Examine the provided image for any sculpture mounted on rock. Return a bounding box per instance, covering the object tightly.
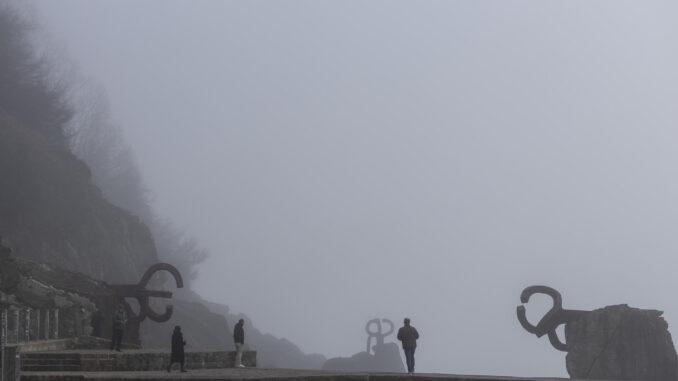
[322,318,404,373]
[517,285,678,381]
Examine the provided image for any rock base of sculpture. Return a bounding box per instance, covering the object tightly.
[565,304,678,381]
[322,343,405,373]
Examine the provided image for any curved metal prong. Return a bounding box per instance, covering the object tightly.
[548,330,568,352]
[520,285,562,308]
[365,318,381,353]
[124,297,147,324]
[381,319,394,337]
[517,285,588,353]
[517,305,538,334]
[138,263,184,288]
[145,304,174,323]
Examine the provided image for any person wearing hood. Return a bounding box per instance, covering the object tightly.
[167,325,187,372]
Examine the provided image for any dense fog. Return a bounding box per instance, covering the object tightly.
[28,0,678,376]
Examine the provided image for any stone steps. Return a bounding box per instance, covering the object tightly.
[22,354,81,372]
[21,365,81,372]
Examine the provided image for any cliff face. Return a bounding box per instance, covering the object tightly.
[0,110,159,283]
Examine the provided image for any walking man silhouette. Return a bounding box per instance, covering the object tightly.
[397,317,419,374]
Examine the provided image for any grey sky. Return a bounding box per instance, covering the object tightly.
[31,0,678,376]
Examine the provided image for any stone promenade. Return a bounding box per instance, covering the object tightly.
[20,368,568,381]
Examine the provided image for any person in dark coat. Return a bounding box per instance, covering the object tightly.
[167,326,186,372]
[233,319,245,367]
[397,317,420,374]
[110,304,127,352]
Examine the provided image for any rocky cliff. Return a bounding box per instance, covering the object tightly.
[0,110,159,283]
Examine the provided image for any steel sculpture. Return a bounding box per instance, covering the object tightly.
[110,263,184,323]
[365,318,394,354]
[516,285,588,351]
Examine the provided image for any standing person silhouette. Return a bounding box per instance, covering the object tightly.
[233,319,246,368]
[110,304,127,352]
[397,317,419,374]
[167,325,187,372]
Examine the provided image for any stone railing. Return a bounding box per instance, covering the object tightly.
[1,307,61,381]
[0,307,61,344]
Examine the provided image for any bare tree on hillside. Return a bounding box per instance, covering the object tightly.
[69,83,209,287]
[0,3,72,140]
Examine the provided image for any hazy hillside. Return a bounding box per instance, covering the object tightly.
[0,3,325,368]
[0,109,160,282]
[0,4,159,282]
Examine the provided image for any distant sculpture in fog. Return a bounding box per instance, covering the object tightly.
[233,318,246,368]
[110,304,128,351]
[517,285,678,381]
[397,317,419,374]
[322,318,405,373]
[167,325,187,373]
[365,318,394,354]
[109,263,184,324]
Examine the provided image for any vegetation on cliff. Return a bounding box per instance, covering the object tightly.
[0,3,325,368]
[0,2,206,285]
[0,4,158,282]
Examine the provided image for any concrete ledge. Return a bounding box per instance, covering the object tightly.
[17,339,77,353]
[16,336,139,353]
[21,350,256,372]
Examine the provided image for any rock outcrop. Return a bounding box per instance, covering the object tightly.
[322,343,405,373]
[0,239,148,343]
[565,304,678,381]
[204,300,326,369]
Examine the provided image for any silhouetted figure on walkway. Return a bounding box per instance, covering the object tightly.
[397,318,419,374]
[90,309,104,337]
[233,318,245,367]
[110,304,127,352]
[167,325,187,372]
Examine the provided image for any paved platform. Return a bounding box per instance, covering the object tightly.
[20,368,568,381]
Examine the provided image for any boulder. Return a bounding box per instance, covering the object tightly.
[565,304,678,381]
[322,343,405,373]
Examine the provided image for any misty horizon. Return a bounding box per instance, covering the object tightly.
[22,0,678,376]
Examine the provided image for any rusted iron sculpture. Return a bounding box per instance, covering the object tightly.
[110,263,183,323]
[518,285,678,380]
[365,318,394,354]
[516,285,587,351]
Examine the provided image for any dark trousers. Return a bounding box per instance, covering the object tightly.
[110,329,123,350]
[403,347,416,373]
